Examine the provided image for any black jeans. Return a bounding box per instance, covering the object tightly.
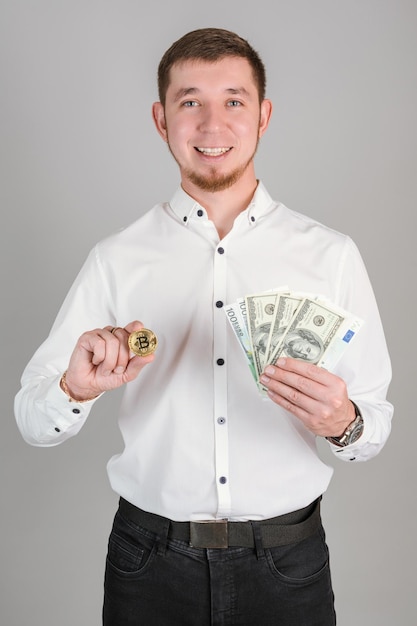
[103,509,336,625]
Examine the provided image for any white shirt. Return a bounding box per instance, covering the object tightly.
[15,182,393,521]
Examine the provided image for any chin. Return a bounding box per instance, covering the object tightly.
[186,164,251,193]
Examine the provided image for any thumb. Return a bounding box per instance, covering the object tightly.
[124,320,146,334]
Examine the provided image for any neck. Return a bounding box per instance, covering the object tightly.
[182,172,259,239]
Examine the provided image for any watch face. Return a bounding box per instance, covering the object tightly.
[349,422,364,444]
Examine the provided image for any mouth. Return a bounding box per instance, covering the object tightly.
[195,147,232,156]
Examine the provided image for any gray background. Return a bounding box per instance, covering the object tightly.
[1,1,415,624]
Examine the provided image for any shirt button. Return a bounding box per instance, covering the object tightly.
[183,216,187,222]
[217,247,225,254]
[54,427,61,433]
[72,408,81,414]
[197,209,204,217]
[251,216,255,222]
[217,417,226,425]
[216,300,223,308]
[219,476,227,485]
[216,358,225,366]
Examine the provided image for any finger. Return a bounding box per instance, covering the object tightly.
[267,386,315,423]
[272,357,330,383]
[107,327,131,374]
[261,363,323,403]
[77,329,107,367]
[264,377,333,435]
[85,328,124,375]
[265,376,320,416]
[269,359,349,412]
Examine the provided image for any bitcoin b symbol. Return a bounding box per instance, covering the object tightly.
[128,329,158,356]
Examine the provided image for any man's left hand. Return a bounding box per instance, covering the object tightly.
[259,358,355,437]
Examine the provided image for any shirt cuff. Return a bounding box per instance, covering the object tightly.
[327,412,372,462]
[40,376,102,440]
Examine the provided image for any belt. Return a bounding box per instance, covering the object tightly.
[119,497,321,549]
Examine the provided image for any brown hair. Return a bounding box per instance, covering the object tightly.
[157,28,266,106]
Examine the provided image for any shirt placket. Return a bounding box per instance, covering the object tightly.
[212,241,231,518]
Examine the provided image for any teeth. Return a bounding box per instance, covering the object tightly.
[196,147,230,155]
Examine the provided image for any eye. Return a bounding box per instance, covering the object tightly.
[227,100,242,107]
[182,100,199,107]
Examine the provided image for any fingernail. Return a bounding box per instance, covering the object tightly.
[276,358,286,367]
[114,366,125,374]
[260,374,270,383]
[264,365,275,375]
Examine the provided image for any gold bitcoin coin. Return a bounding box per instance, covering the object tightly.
[128,329,158,356]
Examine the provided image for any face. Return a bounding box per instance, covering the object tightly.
[287,338,321,362]
[153,57,272,194]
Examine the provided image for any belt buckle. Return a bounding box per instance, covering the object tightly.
[189,520,228,548]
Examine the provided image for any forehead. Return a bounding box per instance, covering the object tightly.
[166,57,258,99]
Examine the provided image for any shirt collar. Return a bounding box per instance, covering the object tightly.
[169,181,277,228]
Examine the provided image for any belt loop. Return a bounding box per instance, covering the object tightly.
[156,519,170,556]
[251,522,265,559]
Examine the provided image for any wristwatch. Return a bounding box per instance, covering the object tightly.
[326,403,364,447]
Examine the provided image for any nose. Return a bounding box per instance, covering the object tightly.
[198,104,226,133]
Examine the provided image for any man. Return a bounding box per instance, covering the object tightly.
[15,28,393,625]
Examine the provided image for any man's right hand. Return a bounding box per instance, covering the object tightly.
[61,321,155,401]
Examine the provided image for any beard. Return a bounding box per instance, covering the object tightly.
[166,137,260,193]
[181,159,252,192]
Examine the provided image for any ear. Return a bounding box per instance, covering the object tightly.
[152,102,168,142]
[258,99,273,138]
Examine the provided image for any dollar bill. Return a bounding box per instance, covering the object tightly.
[245,291,280,381]
[269,298,363,370]
[265,293,303,365]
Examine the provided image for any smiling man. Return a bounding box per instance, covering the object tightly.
[153,53,272,238]
[15,28,393,625]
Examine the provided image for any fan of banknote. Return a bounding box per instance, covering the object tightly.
[225,288,363,393]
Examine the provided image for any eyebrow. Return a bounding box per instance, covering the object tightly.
[172,86,251,102]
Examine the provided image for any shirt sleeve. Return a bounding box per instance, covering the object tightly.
[14,245,113,446]
[327,236,393,462]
